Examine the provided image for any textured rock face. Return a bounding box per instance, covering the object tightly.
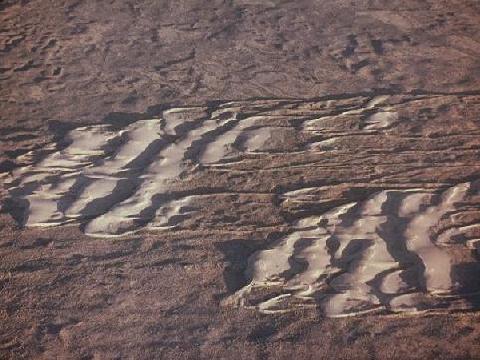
[4,93,480,316]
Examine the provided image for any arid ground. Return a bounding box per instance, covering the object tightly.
[2,1,480,359]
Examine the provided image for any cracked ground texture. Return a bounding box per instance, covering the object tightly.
[2,0,480,359]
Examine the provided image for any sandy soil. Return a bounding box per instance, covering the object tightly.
[2,0,480,359]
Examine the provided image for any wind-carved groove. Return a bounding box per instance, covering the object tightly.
[3,94,480,316]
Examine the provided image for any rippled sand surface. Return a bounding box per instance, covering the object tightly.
[5,95,480,317]
[3,0,480,358]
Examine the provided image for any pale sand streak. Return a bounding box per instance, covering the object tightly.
[4,98,480,317]
[84,109,241,236]
[200,115,279,164]
[9,125,119,226]
[65,119,163,218]
[232,185,480,316]
[5,105,282,235]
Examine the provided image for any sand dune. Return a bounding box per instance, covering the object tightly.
[3,95,480,316]
[3,104,302,236]
[231,184,480,316]
[4,1,480,357]
[4,101,293,235]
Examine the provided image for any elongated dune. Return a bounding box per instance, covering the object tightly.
[4,94,480,317]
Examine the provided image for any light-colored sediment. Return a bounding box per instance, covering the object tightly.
[231,184,480,316]
[3,95,480,317]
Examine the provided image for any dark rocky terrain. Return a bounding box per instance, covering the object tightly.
[2,1,480,359]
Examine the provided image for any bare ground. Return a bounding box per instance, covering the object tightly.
[2,0,480,359]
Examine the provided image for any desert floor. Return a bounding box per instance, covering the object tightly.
[2,1,480,359]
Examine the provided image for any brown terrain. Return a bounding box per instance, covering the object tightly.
[2,0,480,359]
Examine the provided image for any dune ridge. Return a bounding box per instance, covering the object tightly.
[230,184,480,316]
[3,94,480,316]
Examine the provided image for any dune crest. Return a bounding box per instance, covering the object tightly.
[3,95,480,316]
[230,185,480,316]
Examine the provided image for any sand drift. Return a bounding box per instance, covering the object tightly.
[3,94,480,316]
[229,184,480,316]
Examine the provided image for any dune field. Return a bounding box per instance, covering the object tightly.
[2,0,480,359]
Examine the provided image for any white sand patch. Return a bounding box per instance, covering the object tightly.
[3,98,480,317]
[364,111,399,130]
[231,184,480,316]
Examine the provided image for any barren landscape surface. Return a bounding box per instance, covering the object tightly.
[2,0,480,359]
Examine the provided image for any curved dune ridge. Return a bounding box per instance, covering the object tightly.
[4,102,289,236]
[229,184,480,316]
[3,94,480,316]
